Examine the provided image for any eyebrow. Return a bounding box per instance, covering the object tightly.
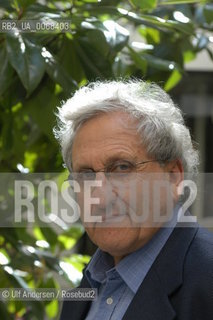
[74,153,137,172]
[104,155,135,166]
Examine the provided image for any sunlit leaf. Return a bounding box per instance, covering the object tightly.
[125,11,194,34]
[138,26,160,44]
[45,299,58,318]
[58,235,76,250]
[103,20,129,52]
[70,253,91,265]
[24,152,38,172]
[88,7,195,34]
[164,69,182,91]
[183,50,196,63]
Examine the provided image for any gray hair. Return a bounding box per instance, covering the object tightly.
[54,79,199,174]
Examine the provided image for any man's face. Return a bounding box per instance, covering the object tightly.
[72,111,182,263]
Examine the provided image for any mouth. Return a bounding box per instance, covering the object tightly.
[98,213,128,224]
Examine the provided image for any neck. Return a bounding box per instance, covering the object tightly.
[113,255,125,265]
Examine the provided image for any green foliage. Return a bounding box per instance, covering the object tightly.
[0,0,212,171]
[0,0,212,319]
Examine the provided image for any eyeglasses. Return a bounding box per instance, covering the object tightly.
[67,159,160,186]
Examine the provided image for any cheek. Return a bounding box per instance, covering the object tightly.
[114,176,174,226]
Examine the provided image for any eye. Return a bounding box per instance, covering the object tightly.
[110,161,133,173]
[79,171,96,181]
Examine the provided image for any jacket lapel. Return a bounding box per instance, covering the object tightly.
[123,225,198,320]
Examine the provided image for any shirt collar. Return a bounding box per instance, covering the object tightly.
[85,249,114,288]
[116,224,174,293]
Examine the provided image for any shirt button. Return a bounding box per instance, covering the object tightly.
[106,297,113,305]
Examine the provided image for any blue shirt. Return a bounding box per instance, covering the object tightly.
[84,213,178,320]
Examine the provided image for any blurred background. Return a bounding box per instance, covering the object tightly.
[0,0,213,319]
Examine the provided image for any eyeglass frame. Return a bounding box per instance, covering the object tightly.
[67,159,162,184]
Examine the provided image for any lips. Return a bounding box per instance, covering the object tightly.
[97,213,128,224]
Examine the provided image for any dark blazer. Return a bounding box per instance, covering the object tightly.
[60,225,213,320]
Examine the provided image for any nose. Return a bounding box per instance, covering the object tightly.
[86,173,118,222]
[91,172,115,208]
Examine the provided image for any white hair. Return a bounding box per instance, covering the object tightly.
[54,79,199,174]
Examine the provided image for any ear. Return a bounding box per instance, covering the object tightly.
[167,159,184,187]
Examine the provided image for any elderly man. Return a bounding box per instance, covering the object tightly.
[55,80,213,320]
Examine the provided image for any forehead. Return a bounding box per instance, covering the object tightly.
[72,111,146,169]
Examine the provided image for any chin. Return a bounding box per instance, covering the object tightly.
[87,227,140,256]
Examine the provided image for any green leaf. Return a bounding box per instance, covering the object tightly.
[58,235,76,250]
[42,47,78,95]
[164,69,182,91]
[0,46,14,97]
[82,29,110,57]
[58,38,85,83]
[130,0,157,10]
[126,11,194,34]
[88,5,193,33]
[103,20,129,52]
[6,32,45,95]
[23,80,61,142]
[183,50,196,63]
[45,300,58,318]
[40,228,58,247]
[143,53,182,72]
[138,26,160,44]
[128,47,147,74]
[74,39,112,78]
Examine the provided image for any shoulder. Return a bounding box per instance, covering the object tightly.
[186,226,213,264]
[170,226,213,319]
[183,226,213,289]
